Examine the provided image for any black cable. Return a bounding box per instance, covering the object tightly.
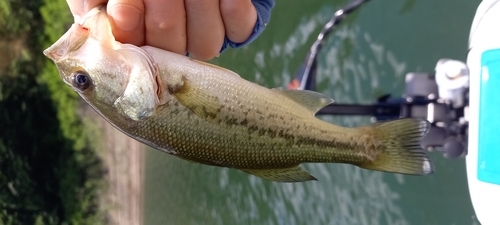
[297,0,371,90]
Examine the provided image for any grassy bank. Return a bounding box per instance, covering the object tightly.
[0,0,106,224]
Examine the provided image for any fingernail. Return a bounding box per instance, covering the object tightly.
[108,4,142,31]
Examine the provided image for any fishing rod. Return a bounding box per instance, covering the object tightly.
[288,0,469,158]
[288,0,371,91]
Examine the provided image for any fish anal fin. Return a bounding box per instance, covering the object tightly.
[274,89,334,114]
[242,166,317,182]
[168,75,222,121]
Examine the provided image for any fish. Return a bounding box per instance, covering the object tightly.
[43,6,433,182]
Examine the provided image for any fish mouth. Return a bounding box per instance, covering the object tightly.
[44,24,91,62]
[43,27,73,62]
[77,5,106,26]
[43,5,108,62]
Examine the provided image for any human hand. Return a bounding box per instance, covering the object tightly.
[67,0,259,60]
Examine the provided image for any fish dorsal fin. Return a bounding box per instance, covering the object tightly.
[275,89,334,114]
[242,166,317,182]
[190,58,241,78]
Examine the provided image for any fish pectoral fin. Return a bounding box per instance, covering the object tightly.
[242,166,318,182]
[168,76,222,121]
[274,89,334,115]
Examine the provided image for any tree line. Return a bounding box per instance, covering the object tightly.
[1,1,106,224]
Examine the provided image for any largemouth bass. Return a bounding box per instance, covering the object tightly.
[44,6,433,182]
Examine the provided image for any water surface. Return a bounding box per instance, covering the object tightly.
[145,1,480,224]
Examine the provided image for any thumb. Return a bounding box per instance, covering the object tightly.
[107,0,145,46]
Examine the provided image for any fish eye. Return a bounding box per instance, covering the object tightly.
[72,70,92,91]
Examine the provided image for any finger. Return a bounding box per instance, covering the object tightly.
[220,0,257,43]
[66,0,107,21]
[143,0,187,55]
[107,0,145,46]
[185,0,225,60]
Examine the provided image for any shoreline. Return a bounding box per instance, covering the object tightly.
[98,114,144,225]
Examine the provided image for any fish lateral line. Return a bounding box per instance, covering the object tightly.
[43,6,435,183]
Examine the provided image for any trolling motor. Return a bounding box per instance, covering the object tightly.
[403,60,469,158]
[288,0,469,158]
[323,60,469,158]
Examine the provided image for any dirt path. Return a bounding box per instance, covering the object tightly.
[97,114,144,225]
[0,36,26,71]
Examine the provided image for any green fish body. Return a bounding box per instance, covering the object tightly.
[44,6,433,182]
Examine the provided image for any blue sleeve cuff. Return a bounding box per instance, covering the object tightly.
[220,0,275,52]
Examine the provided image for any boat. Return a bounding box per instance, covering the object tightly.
[288,0,500,223]
[466,1,500,224]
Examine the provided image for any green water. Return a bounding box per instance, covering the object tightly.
[144,1,481,224]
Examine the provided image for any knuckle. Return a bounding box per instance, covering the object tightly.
[190,48,220,61]
[147,17,177,33]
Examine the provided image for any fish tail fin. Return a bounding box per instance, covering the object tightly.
[358,118,434,175]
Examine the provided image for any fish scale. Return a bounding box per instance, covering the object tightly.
[43,6,434,182]
[110,93,382,170]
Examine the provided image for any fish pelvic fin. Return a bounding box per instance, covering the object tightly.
[358,118,434,175]
[242,166,318,182]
